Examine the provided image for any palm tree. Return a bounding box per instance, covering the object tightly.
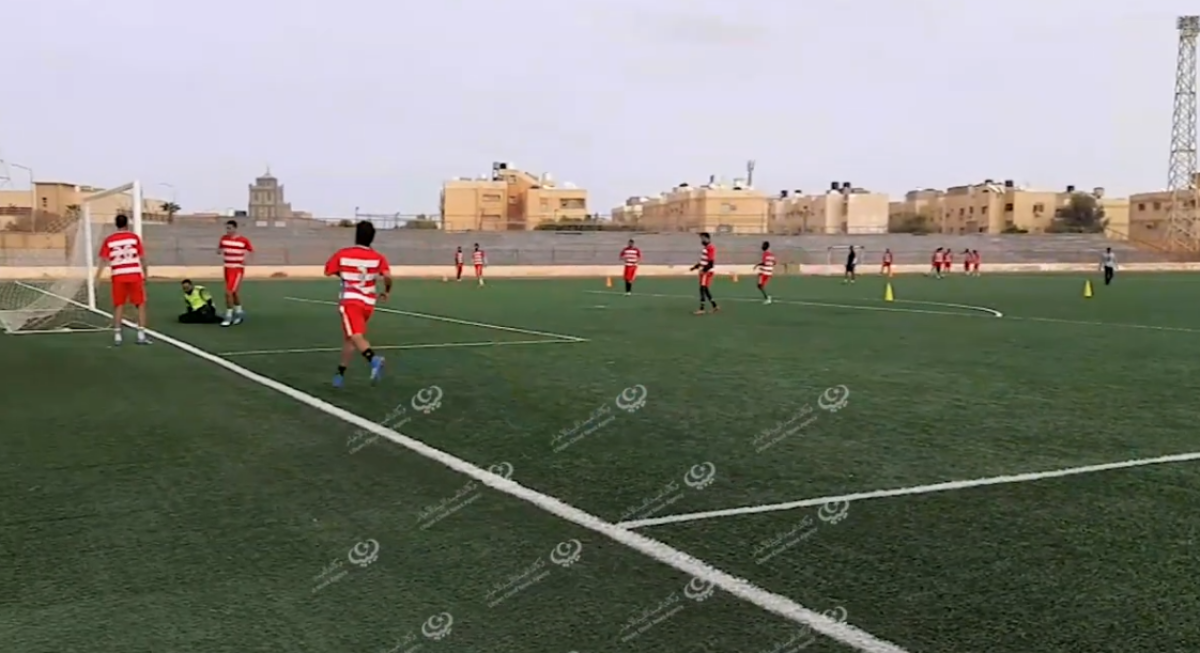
[160,201,181,224]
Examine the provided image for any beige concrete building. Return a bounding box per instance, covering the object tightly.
[613,179,770,233]
[440,162,589,231]
[769,183,890,234]
[0,181,166,231]
[247,169,294,221]
[887,180,1113,234]
[1126,173,1200,244]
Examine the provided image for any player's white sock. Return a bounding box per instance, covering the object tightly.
[234,305,243,314]
[137,327,147,342]
[113,329,122,344]
[225,308,234,319]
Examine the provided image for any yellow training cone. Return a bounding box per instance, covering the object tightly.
[884,283,894,302]
[1083,280,1093,298]
[605,277,613,288]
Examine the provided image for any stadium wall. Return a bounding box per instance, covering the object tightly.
[3,263,1200,281]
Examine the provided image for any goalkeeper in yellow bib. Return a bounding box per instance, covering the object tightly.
[179,279,223,324]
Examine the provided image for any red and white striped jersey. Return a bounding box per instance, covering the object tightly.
[620,246,641,267]
[324,246,391,307]
[698,243,715,267]
[759,251,776,276]
[472,250,485,265]
[454,250,464,265]
[882,251,893,264]
[218,234,254,269]
[99,231,145,280]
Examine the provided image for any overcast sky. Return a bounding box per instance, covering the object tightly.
[1,0,1197,216]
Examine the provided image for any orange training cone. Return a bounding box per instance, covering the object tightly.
[606,277,613,288]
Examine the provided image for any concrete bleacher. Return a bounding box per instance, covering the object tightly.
[141,224,1162,268]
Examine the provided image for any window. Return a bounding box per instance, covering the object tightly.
[539,199,549,210]
[1004,203,1014,212]
[981,205,988,215]
[1138,203,1146,211]
[40,197,47,208]
[958,208,964,216]
[721,203,736,213]
[481,193,501,202]
[1153,201,1162,210]
[1033,203,1045,213]
[968,206,974,215]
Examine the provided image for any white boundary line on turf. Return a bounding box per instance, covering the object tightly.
[285,296,588,342]
[585,290,1002,319]
[218,339,580,357]
[30,290,908,653]
[890,298,1003,318]
[1009,314,1200,334]
[617,451,1200,530]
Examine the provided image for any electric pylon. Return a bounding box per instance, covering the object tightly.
[1166,16,1200,251]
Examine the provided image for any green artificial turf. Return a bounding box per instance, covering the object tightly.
[2,272,1199,653]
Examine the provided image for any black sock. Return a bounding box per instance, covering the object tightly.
[625,281,632,292]
[362,349,374,361]
[337,365,347,376]
[758,284,767,298]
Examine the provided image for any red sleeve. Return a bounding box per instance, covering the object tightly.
[323,252,340,276]
[98,237,109,261]
[243,236,254,252]
[378,253,391,276]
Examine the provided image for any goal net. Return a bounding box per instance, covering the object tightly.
[0,181,143,334]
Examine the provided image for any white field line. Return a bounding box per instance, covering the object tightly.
[889,298,1003,318]
[285,296,588,342]
[218,339,577,357]
[20,290,910,653]
[585,290,1001,319]
[617,451,1200,530]
[1008,314,1200,334]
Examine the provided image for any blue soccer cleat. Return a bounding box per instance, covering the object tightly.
[332,374,344,388]
[369,356,385,383]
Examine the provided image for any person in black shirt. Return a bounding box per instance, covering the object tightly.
[843,246,858,284]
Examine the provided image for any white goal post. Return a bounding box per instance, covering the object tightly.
[0,180,143,334]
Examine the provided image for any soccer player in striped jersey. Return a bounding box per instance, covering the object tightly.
[217,220,254,326]
[619,239,641,295]
[325,221,392,387]
[96,213,151,345]
[472,244,486,286]
[689,232,719,315]
[454,246,465,282]
[753,241,776,304]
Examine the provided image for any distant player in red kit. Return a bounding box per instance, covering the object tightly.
[619,239,641,295]
[689,232,719,315]
[931,248,944,279]
[753,241,776,304]
[217,219,253,326]
[962,249,972,275]
[325,221,392,388]
[472,244,486,286]
[970,249,982,276]
[942,247,953,274]
[454,246,465,281]
[881,248,894,276]
[96,213,150,345]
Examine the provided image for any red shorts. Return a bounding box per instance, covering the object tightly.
[224,267,244,292]
[700,271,715,288]
[758,274,771,287]
[474,264,483,276]
[338,303,374,338]
[963,263,970,272]
[882,262,892,269]
[111,277,145,307]
[623,266,638,282]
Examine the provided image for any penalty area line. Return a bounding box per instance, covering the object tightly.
[35,290,909,653]
[617,451,1200,530]
[585,290,1000,319]
[218,339,579,357]
[285,297,588,342]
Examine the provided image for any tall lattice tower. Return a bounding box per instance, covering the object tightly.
[1166,16,1200,251]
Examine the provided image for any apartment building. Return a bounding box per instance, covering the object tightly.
[616,179,770,233]
[1126,173,1200,243]
[440,162,588,231]
[769,182,889,234]
[888,180,1114,234]
[0,181,165,230]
